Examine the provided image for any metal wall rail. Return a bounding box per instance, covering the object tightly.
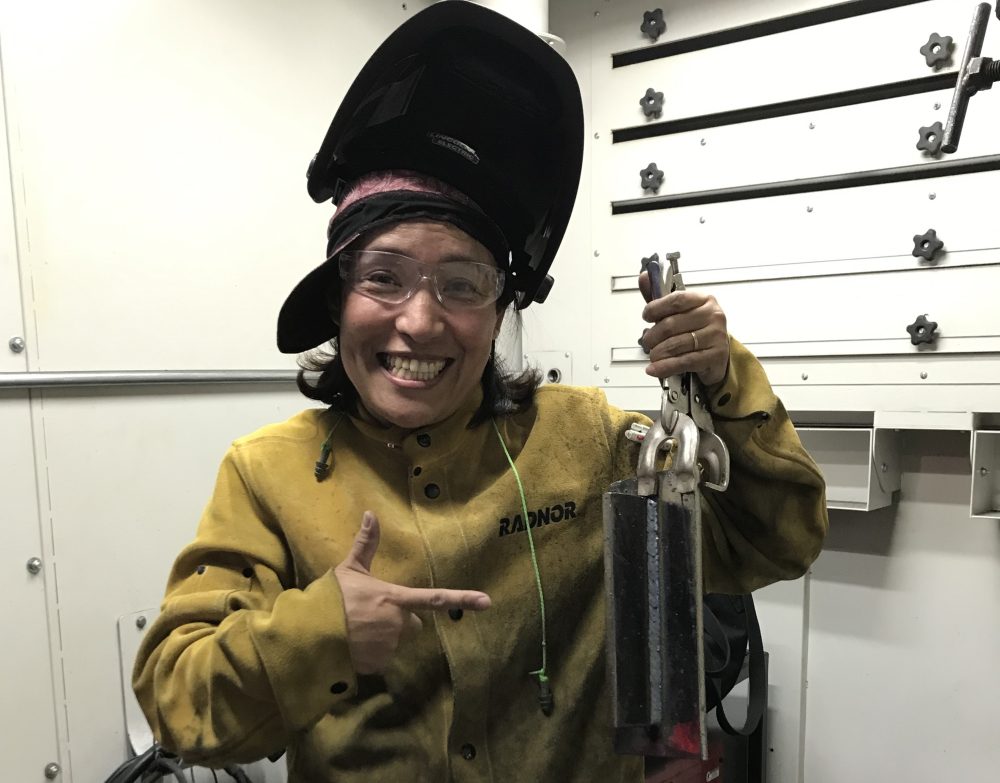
[0,370,299,390]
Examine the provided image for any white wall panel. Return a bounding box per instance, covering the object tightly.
[603,88,990,201]
[0,394,62,781]
[37,385,312,781]
[594,0,865,56]
[1,0,429,372]
[805,430,1000,782]
[593,0,974,131]
[598,171,1000,283]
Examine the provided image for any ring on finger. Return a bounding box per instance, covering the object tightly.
[690,331,699,352]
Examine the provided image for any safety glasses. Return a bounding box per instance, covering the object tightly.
[339,250,505,310]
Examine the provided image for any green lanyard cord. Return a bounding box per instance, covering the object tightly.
[492,418,552,713]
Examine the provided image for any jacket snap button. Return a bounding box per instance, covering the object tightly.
[424,483,440,499]
[449,608,464,621]
[717,392,731,406]
[460,743,476,760]
[417,434,431,447]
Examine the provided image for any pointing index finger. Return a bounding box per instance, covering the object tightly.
[389,585,492,613]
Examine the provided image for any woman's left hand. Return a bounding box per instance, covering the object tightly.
[638,271,730,388]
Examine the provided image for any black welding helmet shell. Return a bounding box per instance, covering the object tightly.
[305,0,583,310]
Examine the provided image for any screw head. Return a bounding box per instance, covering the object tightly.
[809,122,816,129]
[934,102,941,110]
[44,762,61,779]
[26,557,42,575]
[699,217,706,224]
[700,138,706,146]
[594,131,600,139]
[920,371,928,379]
[136,615,147,629]
[979,467,989,476]
[9,336,25,353]
[929,192,937,200]
[594,250,600,257]
[593,364,600,371]
[801,373,809,380]
[806,206,813,213]
[603,377,609,383]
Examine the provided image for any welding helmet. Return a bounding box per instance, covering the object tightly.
[282,0,583,352]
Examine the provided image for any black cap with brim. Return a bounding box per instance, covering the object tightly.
[278,0,583,353]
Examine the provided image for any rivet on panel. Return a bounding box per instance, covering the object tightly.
[809,122,816,129]
[981,467,990,476]
[9,336,25,353]
[700,138,706,146]
[26,557,42,575]
[593,364,600,371]
[801,373,809,380]
[44,763,61,780]
[594,250,600,257]
[920,371,928,379]
[603,377,610,384]
[594,132,600,139]
[934,102,941,110]
[136,615,147,629]
[699,217,706,224]
[806,206,813,213]
[929,192,937,200]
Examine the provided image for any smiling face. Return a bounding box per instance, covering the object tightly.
[337,220,506,430]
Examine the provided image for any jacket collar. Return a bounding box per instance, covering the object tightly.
[348,386,487,454]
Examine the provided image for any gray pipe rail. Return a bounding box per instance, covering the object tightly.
[0,370,299,390]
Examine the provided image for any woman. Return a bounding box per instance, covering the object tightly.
[133,4,827,781]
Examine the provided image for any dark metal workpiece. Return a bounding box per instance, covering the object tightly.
[604,480,704,758]
[641,9,667,42]
[912,229,944,262]
[942,3,993,153]
[906,315,939,345]
[920,33,954,68]
[641,88,665,118]
[640,163,665,192]
[916,122,944,155]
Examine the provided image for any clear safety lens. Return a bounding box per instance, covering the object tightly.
[339,250,504,309]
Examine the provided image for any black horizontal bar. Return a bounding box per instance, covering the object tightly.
[611,154,1000,214]
[613,72,957,143]
[613,0,932,68]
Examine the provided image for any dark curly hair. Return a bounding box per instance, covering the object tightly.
[296,325,541,427]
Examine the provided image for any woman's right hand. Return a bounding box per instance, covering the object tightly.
[334,510,492,674]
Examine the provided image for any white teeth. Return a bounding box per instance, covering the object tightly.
[384,354,447,381]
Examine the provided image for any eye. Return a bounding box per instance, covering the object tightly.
[440,263,497,303]
[361,269,402,287]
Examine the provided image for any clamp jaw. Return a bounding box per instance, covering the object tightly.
[636,254,730,499]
